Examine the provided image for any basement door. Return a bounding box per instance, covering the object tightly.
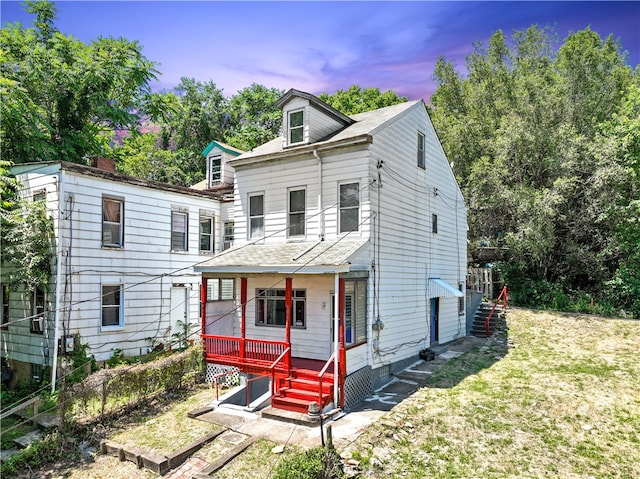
[430,297,439,344]
[170,286,189,347]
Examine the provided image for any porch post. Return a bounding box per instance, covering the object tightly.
[338,277,346,409]
[200,278,207,336]
[285,277,292,368]
[240,277,247,359]
[333,274,340,407]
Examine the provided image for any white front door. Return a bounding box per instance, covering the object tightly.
[170,286,189,348]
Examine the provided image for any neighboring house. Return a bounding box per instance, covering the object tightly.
[196,89,467,413]
[1,148,238,386]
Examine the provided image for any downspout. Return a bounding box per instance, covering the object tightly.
[313,149,324,241]
[51,170,65,393]
[333,273,339,407]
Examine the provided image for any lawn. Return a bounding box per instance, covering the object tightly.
[348,309,640,478]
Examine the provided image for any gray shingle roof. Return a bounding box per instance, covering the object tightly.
[231,100,423,163]
[194,239,370,274]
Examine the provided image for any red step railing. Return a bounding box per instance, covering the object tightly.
[485,286,508,338]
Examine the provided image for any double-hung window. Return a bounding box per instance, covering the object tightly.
[417,132,426,169]
[249,194,264,239]
[256,289,306,328]
[199,213,214,253]
[288,188,306,237]
[171,210,188,251]
[339,183,360,233]
[30,288,45,334]
[209,154,222,187]
[223,221,234,250]
[207,278,235,301]
[101,285,123,328]
[102,197,124,247]
[288,110,304,144]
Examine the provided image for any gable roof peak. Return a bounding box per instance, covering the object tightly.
[276,88,355,126]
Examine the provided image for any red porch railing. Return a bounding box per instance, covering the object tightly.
[485,285,508,337]
[317,351,336,408]
[202,334,289,372]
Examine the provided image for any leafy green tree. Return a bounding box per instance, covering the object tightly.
[225,83,284,151]
[0,0,160,164]
[431,25,638,315]
[318,85,407,115]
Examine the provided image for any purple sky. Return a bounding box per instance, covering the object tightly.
[2,1,639,102]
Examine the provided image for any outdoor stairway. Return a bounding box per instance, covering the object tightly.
[470,303,505,338]
[272,368,334,414]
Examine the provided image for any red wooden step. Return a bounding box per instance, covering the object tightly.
[272,396,311,414]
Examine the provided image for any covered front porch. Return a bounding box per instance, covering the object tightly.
[195,240,370,412]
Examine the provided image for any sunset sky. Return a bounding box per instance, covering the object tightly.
[2,1,638,101]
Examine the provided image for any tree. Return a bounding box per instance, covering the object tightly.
[225,83,284,151]
[430,25,638,314]
[1,0,160,164]
[318,85,407,115]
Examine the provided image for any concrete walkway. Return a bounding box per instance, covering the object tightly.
[193,336,485,451]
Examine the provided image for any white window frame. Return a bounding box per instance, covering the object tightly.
[288,187,306,238]
[256,288,306,328]
[248,193,264,239]
[288,109,304,145]
[199,214,214,253]
[102,196,124,247]
[417,131,426,169]
[101,284,124,329]
[207,278,235,301]
[171,210,189,251]
[339,182,360,234]
[209,154,222,187]
[223,221,234,250]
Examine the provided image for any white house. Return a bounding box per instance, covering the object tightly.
[195,89,467,413]
[1,148,238,386]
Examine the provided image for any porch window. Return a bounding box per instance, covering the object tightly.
[207,278,235,301]
[288,188,305,237]
[199,215,214,253]
[171,210,188,251]
[30,287,45,334]
[249,193,264,239]
[331,279,367,346]
[417,131,426,169]
[102,284,123,328]
[288,109,304,145]
[256,289,306,328]
[339,182,359,233]
[102,197,124,247]
[223,221,234,250]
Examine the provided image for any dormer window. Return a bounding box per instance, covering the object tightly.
[209,154,222,187]
[288,109,304,144]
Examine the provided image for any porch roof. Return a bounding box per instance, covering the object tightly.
[194,239,369,274]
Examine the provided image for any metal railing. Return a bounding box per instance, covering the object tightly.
[485,285,508,337]
[317,351,336,408]
[269,347,291,398]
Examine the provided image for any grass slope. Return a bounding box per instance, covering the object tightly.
[349,309,640,478]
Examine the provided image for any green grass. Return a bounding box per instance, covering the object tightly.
[348,309,640,478]
[0,416,33,450]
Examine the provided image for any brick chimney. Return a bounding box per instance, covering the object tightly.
[91,157,116,172]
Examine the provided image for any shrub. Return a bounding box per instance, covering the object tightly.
[273,446,345,479]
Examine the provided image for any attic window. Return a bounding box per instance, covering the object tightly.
[209,154,222,187]
[288,110,304,144]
